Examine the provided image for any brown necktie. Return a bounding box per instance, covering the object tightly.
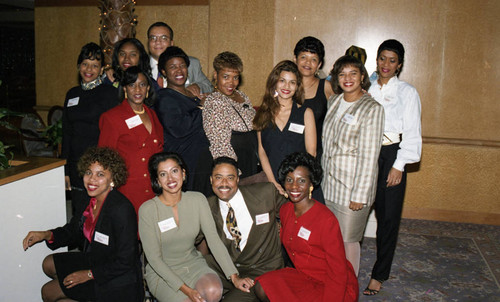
[226,203,242,252]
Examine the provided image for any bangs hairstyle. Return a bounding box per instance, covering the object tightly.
[158,46,190,75]
[377,39,405,76]
[277,152,323,187]
[118,66,156,107]
[77,146,128,188]
[253,60,304,131]
[329,55,371,95]
[77,42,104,66]
[293,36,325,68]
[147,21,173,40]
[149,152,188,195]
[212,156,239,174]
[111,38,152,82]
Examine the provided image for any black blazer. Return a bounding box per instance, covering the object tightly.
[47,189,142,298]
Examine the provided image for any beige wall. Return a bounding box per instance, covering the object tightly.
[34,0,500,224]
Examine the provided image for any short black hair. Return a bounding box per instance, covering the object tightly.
[158,46,190,76]
[77,146,128,188]
[377,39,405,76]
[293,36,325,68]
[212,156,239,174]
[111,38,152,82]
[118,66,156,106]
[277,152,323,187]
[77,42,104,66]
[329,55,371,95]
[149,152,188,195]
[147,22,174,40]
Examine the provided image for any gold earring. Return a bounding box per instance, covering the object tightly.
[309,186,313,199]
[125,91,128,99]
[146,91,149,98]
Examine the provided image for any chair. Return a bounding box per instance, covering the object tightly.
[48,105,63,126]
[19,113,56,157]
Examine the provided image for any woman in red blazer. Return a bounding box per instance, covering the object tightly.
[99,66,164,214]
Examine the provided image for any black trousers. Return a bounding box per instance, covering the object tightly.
[371,144,407,281]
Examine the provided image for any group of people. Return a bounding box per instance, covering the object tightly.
[22,19,421,302]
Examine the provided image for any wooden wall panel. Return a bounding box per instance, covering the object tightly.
[208,0,275,105]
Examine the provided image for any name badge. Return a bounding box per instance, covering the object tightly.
[125,115,143,129]
[288,123,305,134]
[255,213,270,225]
[158,217,177,233]
[297,226,311,241]
[67,97,79,107]
[94,231,109,246]
[342,113,357,125]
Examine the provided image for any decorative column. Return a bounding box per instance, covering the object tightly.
[98,0,138,67]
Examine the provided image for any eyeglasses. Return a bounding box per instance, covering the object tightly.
[149,35,171,43]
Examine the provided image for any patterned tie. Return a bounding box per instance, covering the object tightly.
[226,203,242,252]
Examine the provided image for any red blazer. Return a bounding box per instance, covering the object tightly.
[99,100,163,214]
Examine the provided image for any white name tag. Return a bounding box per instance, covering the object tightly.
[158,217,177,233]
[297,226,311,241]
[125,115,143,129]
[67,97,79,107]
[342,113,357,125]
[255,213,270,225]
[94,231,109,245]
[288,123,305,134]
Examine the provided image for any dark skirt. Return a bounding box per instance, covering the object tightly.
[231,130,260,178]
[53,252,96,301]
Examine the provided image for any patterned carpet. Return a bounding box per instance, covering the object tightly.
[358,219,500,301]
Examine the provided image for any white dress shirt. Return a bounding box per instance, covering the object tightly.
[369,75,422,171]
[218,189,253,251]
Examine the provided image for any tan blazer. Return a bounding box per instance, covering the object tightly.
[321,93,384,206]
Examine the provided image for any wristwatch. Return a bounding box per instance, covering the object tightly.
[88,270,93,279]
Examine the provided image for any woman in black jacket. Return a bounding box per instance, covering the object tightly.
[23,147,143,302]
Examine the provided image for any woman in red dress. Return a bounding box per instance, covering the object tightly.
[99,66,164,214]
[255,152,358,302]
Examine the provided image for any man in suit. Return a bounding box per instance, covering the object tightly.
[146,21,213,97]
[205,157,287,301]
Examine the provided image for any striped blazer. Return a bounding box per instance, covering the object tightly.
[321,93,384,206]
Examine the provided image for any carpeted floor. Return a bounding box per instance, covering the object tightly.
[358,219,500,301]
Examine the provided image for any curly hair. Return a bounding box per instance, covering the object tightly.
[329,55,371,95]
[118,66,156,107]
[253,60,304,131]
[293,36,325,68]
[148,152,188,195]
[77,42,104,66]
[213,51,243,74]
[111,38,152,82]
[77,147,128,188]
[277,152,323,187]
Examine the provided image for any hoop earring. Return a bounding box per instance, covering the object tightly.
[274,90,279,98]
[309,186,313,199]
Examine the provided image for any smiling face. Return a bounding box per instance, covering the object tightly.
[215,68,240,97]
[157,159,185,195]
[211,163,239,202]
[162,57,188,89]
[376,50,402,85]
[79,58,102,83]
[284,166,312,204]
[83,162,113,202]
[338,65,363,95]
[118,42,140,71]
[124,73,149,107]
[148,26,173,60]
[275,71,298,101]
[295,51,322,78]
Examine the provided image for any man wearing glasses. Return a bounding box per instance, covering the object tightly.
[147,22,213,98]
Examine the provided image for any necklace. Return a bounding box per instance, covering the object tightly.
[133,107,145,114]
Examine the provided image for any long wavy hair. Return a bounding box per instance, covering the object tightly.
[253,60,304,131]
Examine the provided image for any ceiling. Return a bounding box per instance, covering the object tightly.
[0,0,34,23]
